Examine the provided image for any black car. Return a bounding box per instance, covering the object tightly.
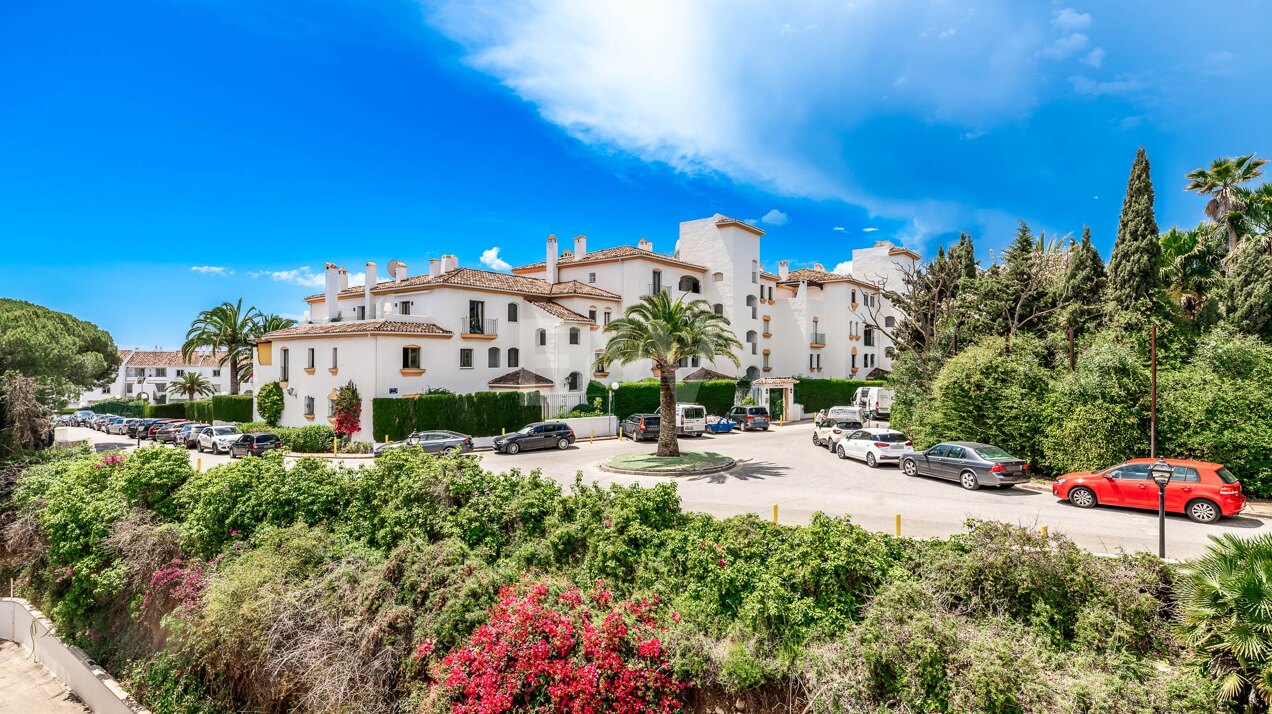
[128,419,159,438]
[620,414,661,441]
[492,422,575,454]
[228,433,283,458]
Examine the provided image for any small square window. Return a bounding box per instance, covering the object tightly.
[304,396,315,416]
[588,272,597,283]
[402,347,421,369]
[460,349,473,368]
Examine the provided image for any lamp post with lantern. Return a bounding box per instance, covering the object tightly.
[609,382,620,428]
[1149,458,1173,559]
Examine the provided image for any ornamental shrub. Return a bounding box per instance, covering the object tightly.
[210,395,252,424]
[184,399,214,424]
[255,381,284,427]
[110,446,194,521]
[281,425,337,453]
[430,576,686,713]
[332,381,361,437]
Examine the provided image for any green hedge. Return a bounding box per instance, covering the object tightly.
[586,379,740,421]
[372,391,543,441]
[143,402,187,418]
[212,395,254,424]
[792,378,887,413]
[185,399,214,424]
[86,399,145,417]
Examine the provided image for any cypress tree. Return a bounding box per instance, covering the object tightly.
[1108,148,1161,312]
[1061,226,1107,332]
[1223,235,1272,339]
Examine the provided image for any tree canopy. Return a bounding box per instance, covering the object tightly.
[0,298,119,406]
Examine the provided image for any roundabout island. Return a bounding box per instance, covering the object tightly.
[598,450,736,476]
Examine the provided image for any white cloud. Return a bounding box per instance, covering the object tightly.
[832,226,846,231]
[1051,7,1091,32]
[1082,47,1105,68]
[190,265,233,276]
[249,266,364,289]
[832,261,854,274]
[1042,32,1088,59]
[480,246,512,271]
[862,227,879,233]
[760,208,788,226]
[1069,74,1145,97]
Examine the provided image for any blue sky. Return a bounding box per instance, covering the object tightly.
[2,1,1269,348]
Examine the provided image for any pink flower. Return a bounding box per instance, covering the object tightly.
[413,639,436,661]
[717,559,727,568]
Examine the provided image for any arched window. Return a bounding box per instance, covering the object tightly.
[603,309,612,326]
[745,330,758,355]
[713,303,724,315]
[745,366,760,380]
[568,327,581,345]
[508,348,520,368]
[488,346,500,368]
[751,260,759,283]
[678,275,700,293]
[884,316,896,328]
[537,329,547,346]
[565,371,583,391]
[712,271,724,282]
[594,350,607,373]
[508,303,519,323]
[745,295,759,319]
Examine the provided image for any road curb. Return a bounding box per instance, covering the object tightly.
[1019,480,1272,518]
[597,457,737,477]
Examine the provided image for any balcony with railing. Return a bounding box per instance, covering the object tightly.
[461,317,498,339]
[810,331,827,348]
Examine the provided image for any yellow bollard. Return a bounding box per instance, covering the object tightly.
[589,429,594,444]
[895,514,902,536]
[1041,525,1048,539]
[333,437,338,457]
[772,503,779,524]
[502,427,506,436]
[196,457,202,472]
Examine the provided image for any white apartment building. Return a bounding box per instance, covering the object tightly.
[79,349,236,406]
[253,214,918,437]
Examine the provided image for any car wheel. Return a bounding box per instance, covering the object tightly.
[812,434,820,445]
[902,459,918,476]
[506,442,520,455]
[959,470,981,491]
[866,452,877,468]
[196,443,204,453]
[1186,499,1220,524]
[836,444,847,460]
[1068,487,1097,509]
[557,437,570,450]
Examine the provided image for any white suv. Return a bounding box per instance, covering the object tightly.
[197,425,242,454]
[812,418,863,450]
[835,428,914,467]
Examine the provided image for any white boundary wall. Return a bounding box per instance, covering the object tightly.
[0,598,150,714]
[560,415,618,439]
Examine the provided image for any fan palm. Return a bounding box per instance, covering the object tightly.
[1185,153,1268,254]
[1159,224,1224,321]
[596,292,742,457]
[182,299,260,395]
[168,371,216,401]
[1177,532,1272,712]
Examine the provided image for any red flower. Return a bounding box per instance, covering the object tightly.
[717,559,727,568]
[413,639,436,661]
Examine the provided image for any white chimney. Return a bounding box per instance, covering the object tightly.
[778,261,789,280]
[573,235,587,259]
[813,262,825,272]
[441,254,458,273]
[546,234,558,284]
[338,267,349,290]
[428,259,441,278]
[364,262,377,319]
[324,263,340,319]
[388,259,406,282]
[638,237,653,252]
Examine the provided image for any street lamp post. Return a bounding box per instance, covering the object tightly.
[1149,458,1173,559]
[609,382,620,431]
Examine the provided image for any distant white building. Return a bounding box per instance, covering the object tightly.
[78,349,236,406]
[253,214,918,438]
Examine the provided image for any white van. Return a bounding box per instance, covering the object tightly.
[827,405,863,424]
[852,387,894,420]
[676,403,707,436]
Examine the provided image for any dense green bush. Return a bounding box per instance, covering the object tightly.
[87,399,145,417]
[210,395,253,424]
[585,379,740,420]
[371,391,543,440]
[255,381,284,426]
[143,402,187,418]
[184,399,213,424]
[792,378,886,413]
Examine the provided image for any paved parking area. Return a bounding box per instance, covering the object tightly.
[65,425,1265,560]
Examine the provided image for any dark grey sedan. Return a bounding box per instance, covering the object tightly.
[375,430,474,457]
[900,441,1030,490]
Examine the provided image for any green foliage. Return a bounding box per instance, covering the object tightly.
[124,653,228,714]
[167,372,215,401]
[87,399,146,417]
[1222,231,1272,339]
[112,447,194,520]
[792,378,885,413]
[210,395,252,424]
[184,399,213,424]
[182,300,294,393]
[371,391,542,441]
[1062,225,1108,331]
[279,424,337,453]
[0,298,120,408]
[143,402,187,418]
[1108,148,1163,314]
[255,381,284,426]
[591,379,741,420]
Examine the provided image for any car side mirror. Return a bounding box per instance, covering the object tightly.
[1105,471,1118,479]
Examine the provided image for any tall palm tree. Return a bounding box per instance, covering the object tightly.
[182,299,260,395]
[257,313,298,335]
[168,371,215,401]
[1159,224,1224,321]
[1185,153,1268,254]
[596,292,741,457]
[1177,533,1272,712]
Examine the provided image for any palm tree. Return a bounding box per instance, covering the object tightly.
[596,292,741,457]
[1177,533,1272,712]
[1159,224,1224,321]
[182,299,260,395]
[257,313,298,335]
[1185,153,1268,254]
[168,372,215,401]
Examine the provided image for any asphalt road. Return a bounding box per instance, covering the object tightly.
[66,425,1265,560]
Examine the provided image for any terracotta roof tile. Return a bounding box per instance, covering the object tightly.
[488,368,554,387]
[682,367,736,381]
[306,268,619,301]
[513,245,705,272]
[260,320,451,339]
[781,268,879,289]
[528,300,594,323]
[124,350,226,367]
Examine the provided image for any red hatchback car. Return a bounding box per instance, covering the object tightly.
[1052,458,1245,523]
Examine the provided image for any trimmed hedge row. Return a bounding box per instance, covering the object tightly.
[85,399,145,417]
[212,395,254,423]
[100,395,254,423]
[185,399,214,424]
[372,391,544,441]
[587,379,740,421]
[143,402,187,418]
[792,378,887,413]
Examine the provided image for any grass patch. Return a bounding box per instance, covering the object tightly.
[603,451,733,473]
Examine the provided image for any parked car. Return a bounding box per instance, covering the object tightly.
[375,430,474,457]
[621,414,661,441]
[492,422,575,454]
[676,404,707,436]
[197,425,242,454]
[826,405,863,423]
[900,442,1029,490]
[127,418,157,438]
[1052,458,1245,523]
[181,423,211,449]
[146,419,182,439]
[812,418,863,450]
[228,433,284,458]
[852,386,894,421]
[728,405,770,431]
[106,417,130,435]
[835,428,914,467]
[155,421,190,444]
[73,410,94,426]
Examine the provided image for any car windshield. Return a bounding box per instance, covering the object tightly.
[213,427,237,435]
[1217,467,1240,484]
[642,416,661,425]
[681,407,705,419]
[517,425,536,435]
[974,446,1015,460]
[871,432,908,443]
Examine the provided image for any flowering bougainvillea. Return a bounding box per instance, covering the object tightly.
[94,452,125,469]
[428,576,686,713]
[142,559,207,618]
[332,380,362,438]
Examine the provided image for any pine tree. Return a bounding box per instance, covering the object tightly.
[1061,226,1107,333]
[1108,148,1161,313]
